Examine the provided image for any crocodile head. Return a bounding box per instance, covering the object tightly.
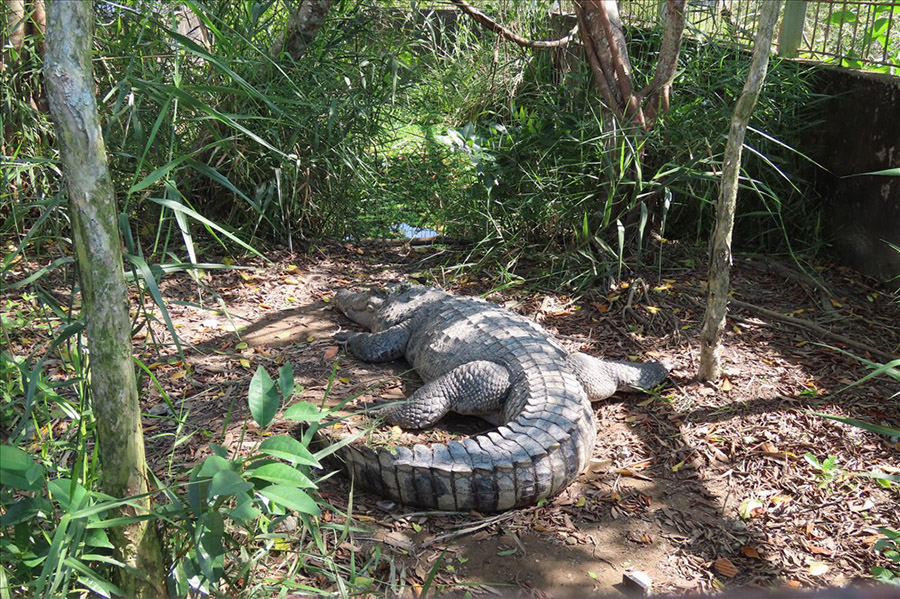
[334,288,388,330]
[334,284,438,331]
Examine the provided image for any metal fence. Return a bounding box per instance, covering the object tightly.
[618,0,900,73]
[389,1,900,73]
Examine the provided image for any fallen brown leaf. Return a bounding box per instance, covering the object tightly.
[713,557,739,578]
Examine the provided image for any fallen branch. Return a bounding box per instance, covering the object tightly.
[448,0,579,49]
[684,289,898,364]
[727,296,898,364]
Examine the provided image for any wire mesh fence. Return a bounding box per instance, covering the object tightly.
[384,1,899,73]
[618,0,900,73]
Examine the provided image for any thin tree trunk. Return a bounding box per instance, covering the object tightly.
[44,2,168,597]
[5,0,27,55]
[698,0,783,381]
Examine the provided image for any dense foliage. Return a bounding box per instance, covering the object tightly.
[4,1,828,266]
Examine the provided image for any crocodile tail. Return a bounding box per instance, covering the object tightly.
[322,403,597,511]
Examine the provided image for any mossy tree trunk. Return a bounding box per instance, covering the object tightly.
[270,0,335,59]
[44,2,168,596]
[698,0,783,381]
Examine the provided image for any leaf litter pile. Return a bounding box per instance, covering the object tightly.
[5,242,899,596]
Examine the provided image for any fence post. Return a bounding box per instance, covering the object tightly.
[778,0,807,57]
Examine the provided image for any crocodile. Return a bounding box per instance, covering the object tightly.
[329,284,668,511]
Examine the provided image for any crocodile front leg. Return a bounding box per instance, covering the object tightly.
[338,323,411,362]
[381,360,511,429]
[566,352,669,400]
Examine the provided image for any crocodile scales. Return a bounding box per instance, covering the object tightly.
[330,285,668,511]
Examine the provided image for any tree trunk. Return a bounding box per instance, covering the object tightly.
[451,1,685,128]
[270,0,335,59]
[698,0,783,381]
[44,2,168,597]
[574,0,685,128]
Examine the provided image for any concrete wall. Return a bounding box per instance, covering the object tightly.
[813,68,900,285]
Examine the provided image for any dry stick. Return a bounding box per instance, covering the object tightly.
[684,289,898,364]
[743,256,837,315]
[727,296,899,364]
[448,0,579,49]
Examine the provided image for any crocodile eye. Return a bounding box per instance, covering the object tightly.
[367,298,384,311]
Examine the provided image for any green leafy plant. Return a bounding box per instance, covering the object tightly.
[824,4,900,74]
[162,362,331,595]
[0,444,127,597]
[872,528,900,585]
[803,453,846,489]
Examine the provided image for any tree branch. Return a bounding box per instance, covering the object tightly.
[638,0,687,123]
[448,0,578,49]
[592,0,644,126]
[575,4,623,117]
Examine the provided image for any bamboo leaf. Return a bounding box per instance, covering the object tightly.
[125,254,184,358]
[147,197,267,261]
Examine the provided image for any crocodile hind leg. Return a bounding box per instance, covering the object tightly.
[566,352,669,401]
[380,360,511,429]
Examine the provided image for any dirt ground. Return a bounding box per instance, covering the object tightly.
[10,241,899,596]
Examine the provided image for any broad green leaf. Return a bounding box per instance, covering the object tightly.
[0,445,44,491]
[247,462,316,488]
[829,9,857,25]
[209,470,252,498]
[249,366,279,428]
[197,455,234,478]
[258,484,321,515]
[259,435,321,468]
[227,491,261,524]
[283,401,326,423]
[196,512,226,583]
[0,496,52,526]
[85,529,114,550]
[278,363,295,400]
